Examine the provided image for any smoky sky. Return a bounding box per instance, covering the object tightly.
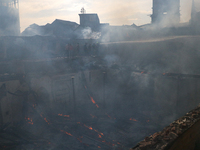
[19,0,198,32]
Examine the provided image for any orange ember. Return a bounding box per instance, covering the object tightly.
[40,114,50,124]
[60,130,72,136]
[25,117,33,125]
[58,114,70,117]
[163,73,166,75]
[84,124,93,130]
[98,134,102,138]
[44,118,48,123]
[90,114,97,118]
[141,71,144,74]
[90,97,96,104]
[77,138,82,143]
[28,122,33,125]
[129,118,137,122]
[90,97,99,108]
[98,146,101,148]
[106,113,112,119]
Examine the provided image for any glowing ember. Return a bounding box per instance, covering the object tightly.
[60,130,73,136]
[90,97,96,104]
[79,122,104,136]
[77,138,82,143]
[44,118,49,124]
[98,134,102,138]
[105,113,116,120]
[58,114,70,117]
[84,124,93,130]
[106,113,112,119]
[32,104,36,108]
[90,114,97,118]
[25,117,33,125]
[98,146,101,148]
[141,71,144,74]
[129,118,138,122]
[163,73,166,75]
[40,113,50,124]
[94,129,104,136]
[90,96,99,108]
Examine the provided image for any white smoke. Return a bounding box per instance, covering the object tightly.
[81,27,101,39]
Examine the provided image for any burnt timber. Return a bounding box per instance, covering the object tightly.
[131,105,200,150]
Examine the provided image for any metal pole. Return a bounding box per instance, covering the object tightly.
[72,76,76,114]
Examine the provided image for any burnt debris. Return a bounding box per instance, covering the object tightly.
[131,105,200,150]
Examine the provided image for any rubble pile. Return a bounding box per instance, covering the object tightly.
[131,105,200,150]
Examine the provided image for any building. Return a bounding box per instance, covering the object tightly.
[0,0,20,36]
[79,13,100,31]
[190,0,200,25]
[151,0,180,26]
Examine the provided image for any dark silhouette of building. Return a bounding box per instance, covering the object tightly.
[191,0,196,21]
[190,0,200,34]
[151,0,180,26]
[190,0,200,25]
[0,0,20,36]
[79,13,100,31]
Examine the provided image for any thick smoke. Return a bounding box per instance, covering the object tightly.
[2,0,200,150]
[0,2,20,36]
[75,27,101,39]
